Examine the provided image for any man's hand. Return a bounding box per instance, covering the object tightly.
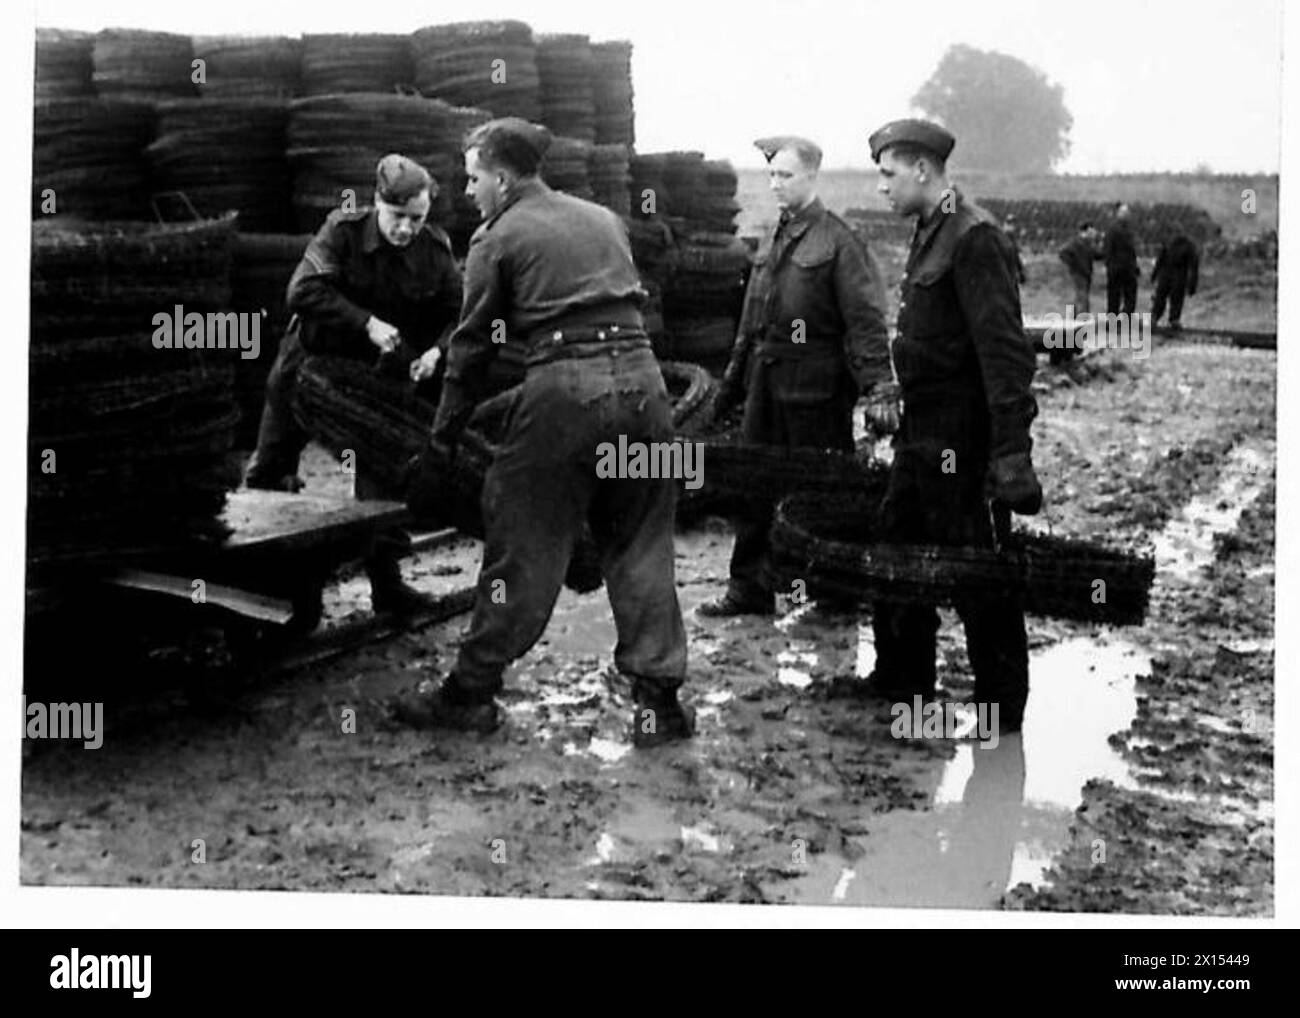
[986,451,1043,515]
[410,346,442,383]
[715,357,748,419]
[366,315,401,354]
[864,380,901,435]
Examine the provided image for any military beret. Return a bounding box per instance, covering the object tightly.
[375,153,434,203]
[868,119,956,163]
[753,135,823,166]
[464,117,553,169]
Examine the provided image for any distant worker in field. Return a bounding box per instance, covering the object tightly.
[704,134,895,618]
[1103,202,1140,315]
[1150,232,1200,331]
[1002,214,1027,285]
[1058,221,1101,316]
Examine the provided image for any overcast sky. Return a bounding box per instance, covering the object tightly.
[30,0,1284,172]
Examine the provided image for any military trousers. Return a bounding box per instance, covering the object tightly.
[870,392,1030,727]
[245,330,310,489]
[451,343,687,698]
[727,350,856,603]
[1106,270,1138,316]
[1152,273,1189,327]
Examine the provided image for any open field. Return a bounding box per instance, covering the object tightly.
[737,169,1279,241]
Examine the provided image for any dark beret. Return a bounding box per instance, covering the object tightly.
[375,153,434,203]
[868,119,956,163]
[753,135,823,165]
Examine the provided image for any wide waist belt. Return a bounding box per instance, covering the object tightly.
[526,327,652,367]
[533,301,645,336]
[755,339,844,361]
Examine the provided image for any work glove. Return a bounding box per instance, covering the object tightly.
[986,451,1043,516]
[715,349,749,419]
[863,380,901,436]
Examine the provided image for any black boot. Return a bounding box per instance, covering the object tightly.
[389,676,501,733]
[367,555,437,615]
[630,679,695,747]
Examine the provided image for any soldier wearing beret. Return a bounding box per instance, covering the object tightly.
[245,153,462,615]
[860,118,1042,734]
[1103,202,1140,315]
[392,118,692,744]
[702,134,895,617]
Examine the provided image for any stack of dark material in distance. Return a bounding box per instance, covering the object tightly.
[285,93,485,238]
[35,28,94,98]
[589,143,632,218]
[191,35,303,98]
[540,136,594,201]
[32,99,156,220]
[536,33,597,142]
[590,41,634,146]
[300,33,414,95]
[91,28,196,100]
[412,20,541,122]
[146,99,292,232]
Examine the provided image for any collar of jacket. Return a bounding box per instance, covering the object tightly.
[777,196,826,240]
[907,188,995,280]
[483,176,552,229]
[360,207,448,256]
[361,208,384,254]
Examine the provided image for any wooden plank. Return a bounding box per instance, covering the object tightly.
[408,527,460,553]
[220,490,410,554]
[106,569,295,624]
[269,586,477,676]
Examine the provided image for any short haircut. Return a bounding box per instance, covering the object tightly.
[463,122,547,177]
[881,142,946,173]
[777,140,823,170]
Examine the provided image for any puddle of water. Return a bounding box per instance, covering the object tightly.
[778,636,1149,909]
[562,738,631,766]
[776,645,820,689]
[680,824,729,854]
[1150,444,1271,584]
[586,832,620,866]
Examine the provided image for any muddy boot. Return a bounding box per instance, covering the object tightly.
[389,677,501,734]
[821,669,934,702]
[366,554,437,616]
[630,680,695,748]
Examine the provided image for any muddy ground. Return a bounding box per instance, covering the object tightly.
[20,253,1275,916]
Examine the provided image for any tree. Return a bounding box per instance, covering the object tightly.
[912,45,1072,173]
